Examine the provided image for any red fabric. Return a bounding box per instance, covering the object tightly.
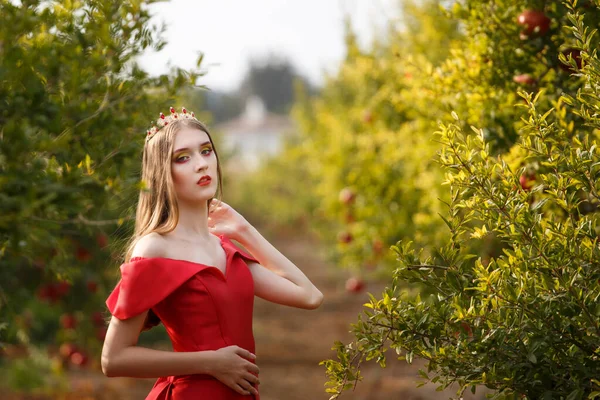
[106,234,260,400]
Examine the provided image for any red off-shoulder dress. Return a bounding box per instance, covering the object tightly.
[105,234,260,399]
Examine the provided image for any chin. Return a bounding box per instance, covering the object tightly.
[177,192,214,205]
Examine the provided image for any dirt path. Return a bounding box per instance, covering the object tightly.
[7,226,487,400]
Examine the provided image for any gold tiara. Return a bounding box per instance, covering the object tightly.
[146,107,197,140]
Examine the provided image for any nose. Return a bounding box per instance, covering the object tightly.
[194,153,209,172]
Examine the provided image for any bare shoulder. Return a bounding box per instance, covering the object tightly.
[131,232,168,259]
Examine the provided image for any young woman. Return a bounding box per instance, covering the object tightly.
[101,107,324,399]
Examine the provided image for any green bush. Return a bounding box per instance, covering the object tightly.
[0,0,205,389]
[321,2,600,399]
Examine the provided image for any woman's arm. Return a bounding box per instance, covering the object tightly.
[236,223,324,310]
[101,312,260,396]
[101,311,215,378]
[101,233,209,377]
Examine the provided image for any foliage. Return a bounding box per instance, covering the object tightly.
[290,0,464,280]
[0,0,205,389]
[320,1,600,399]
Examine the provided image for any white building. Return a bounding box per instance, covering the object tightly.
[215,96,295,174]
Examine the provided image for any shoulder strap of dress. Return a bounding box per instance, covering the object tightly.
[221,235,260,265]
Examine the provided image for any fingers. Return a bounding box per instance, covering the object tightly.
[247,362,260,375]
[244,372,260,385]
[234,380,259,396]
[233,383,251,396]
[220,346,259,396]
[210,199,229,210]
[233,347,259,374]
[235,347,256,361]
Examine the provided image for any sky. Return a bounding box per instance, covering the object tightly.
[137,0,400,92]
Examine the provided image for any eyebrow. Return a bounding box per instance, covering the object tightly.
[173,141,212,154]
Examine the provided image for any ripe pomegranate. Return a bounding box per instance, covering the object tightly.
[96,233,108,249]
[60,313,77,329]
[59,343,78,359]
[345,277,366,293]
[75,246,92,262]
[513,74,535,85]
[86,280,98,293]
[517,10,550,36]
[55,281,71,297]
[372,239,384,254]
[37,283,60,303]
[92,311,105,327]
[339,187,356,205]
[519,174,536,191]
[338,231,353,244]
[70,351,89,367]
[37,285,53,301]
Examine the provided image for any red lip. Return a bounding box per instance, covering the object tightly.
[197,175,211,184]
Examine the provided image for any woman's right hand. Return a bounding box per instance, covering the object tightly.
[211,345,260,396]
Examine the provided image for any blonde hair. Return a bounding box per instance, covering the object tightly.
[123,118,224,262]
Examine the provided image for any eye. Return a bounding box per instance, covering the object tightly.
[174,147,212,162]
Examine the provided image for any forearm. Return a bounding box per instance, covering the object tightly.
[102,346,216,378]
[236,224,322,299]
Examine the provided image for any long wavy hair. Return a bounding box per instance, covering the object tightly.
[123,117,224,263]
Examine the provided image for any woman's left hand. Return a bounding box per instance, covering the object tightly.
[207,199,250,241]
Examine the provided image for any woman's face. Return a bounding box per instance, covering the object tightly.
[171,126,218,204]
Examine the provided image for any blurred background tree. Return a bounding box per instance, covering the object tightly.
[178,54,316,126]
[239,54,315,115]
[286,0,465,285]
